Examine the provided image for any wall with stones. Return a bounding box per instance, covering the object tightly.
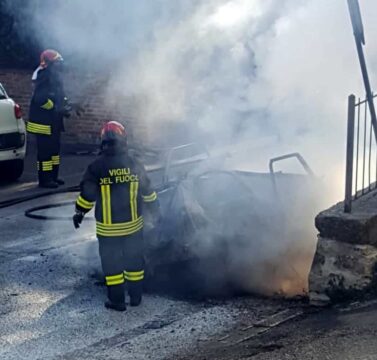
[309,191,377,305]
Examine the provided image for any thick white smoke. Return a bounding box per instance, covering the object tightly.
[7,0,377,295]
[107,0,377,179]
[9,0,377,179]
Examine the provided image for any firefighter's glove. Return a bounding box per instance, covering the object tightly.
[65,102,85,117]
[57,103,72,118]
[56,97,72,118]
[72,103,85,117]
[73,210,85,229]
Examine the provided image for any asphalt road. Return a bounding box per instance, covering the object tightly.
[0,192,287,360]
[2,193,377,360]
[0,142,95,204]
[176,300,377,360]
[2,146,377,359]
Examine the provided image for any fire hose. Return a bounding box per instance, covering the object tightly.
[0,185,79,210]
[24,199,89,221]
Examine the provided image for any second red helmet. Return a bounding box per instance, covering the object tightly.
[40,49,64,68]
[100,121,127,143]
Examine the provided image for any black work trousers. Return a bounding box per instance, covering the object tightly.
[98,231,144,305]
[36,129,61,184]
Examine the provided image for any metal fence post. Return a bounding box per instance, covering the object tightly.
[345,94,356,213]
[348,0,377,142]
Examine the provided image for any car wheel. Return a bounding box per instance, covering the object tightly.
[3,159,24,181]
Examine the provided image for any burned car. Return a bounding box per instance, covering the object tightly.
[142,145,322,297]
[24,144,323,297]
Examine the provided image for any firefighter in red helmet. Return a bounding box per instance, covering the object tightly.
[73,121,160,311]
[28,49,72,188]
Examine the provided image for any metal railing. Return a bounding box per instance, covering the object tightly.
[344,93,377,212]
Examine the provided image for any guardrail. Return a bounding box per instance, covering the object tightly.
[344,93,377,212]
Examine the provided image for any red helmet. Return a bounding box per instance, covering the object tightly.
[40,49,63,68]
[100,121,127,144]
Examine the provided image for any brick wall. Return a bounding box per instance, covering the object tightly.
[0,68,146,147]
[0,68,31,119]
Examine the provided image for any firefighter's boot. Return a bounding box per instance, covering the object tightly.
[130,294,142,307]
[52,156,64,185]
[128,282,143,307]
[38,160,58,188]
[105,300,126,312]
[105,281,126,311]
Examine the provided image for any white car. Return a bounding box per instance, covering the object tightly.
[0,82,26,181]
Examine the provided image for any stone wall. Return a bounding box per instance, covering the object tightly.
[309,190,377,305]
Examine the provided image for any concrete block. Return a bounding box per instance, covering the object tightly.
[315,191,377,246]
[309,237,377,305]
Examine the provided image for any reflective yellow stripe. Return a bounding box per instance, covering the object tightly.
[124,276,144,281]
[38,161,53,171]
[51,155,60,165]
[130,182,135,220]
[130,181,139,221]
[101,186,107,224]
[96,221,144,237]
[101,185,112,224]
[124,270,144,281]
[27,122,50,130]
[26,122,51,135]
[97,217,144,236]
[134,182,139,219]
[106,279,124,286]
[142,191,157,203]
[124,271,144,277]
[105,273,125,286]
[42,161,53,171]
[76,195,94,210]
[106,185,112,224]
[27,127,50,135]
[27,123,48,130]
[106,274,124,281]
[96,217,143,230]
[124,276,144,282]
[41,99,54,110]
[97,225,144,236]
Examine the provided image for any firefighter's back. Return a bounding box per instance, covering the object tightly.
[73,121,158,311]
[92,152,147,237]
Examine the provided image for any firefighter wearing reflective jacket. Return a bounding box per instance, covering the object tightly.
[27,49,72,188]
[73,121,159,312]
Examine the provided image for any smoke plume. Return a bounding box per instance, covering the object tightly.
[6,0,377,295]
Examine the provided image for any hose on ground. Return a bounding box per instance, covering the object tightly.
[0,185,80,210]
[24,200,96,221]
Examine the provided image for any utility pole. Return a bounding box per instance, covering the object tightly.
[347,0,377,142]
